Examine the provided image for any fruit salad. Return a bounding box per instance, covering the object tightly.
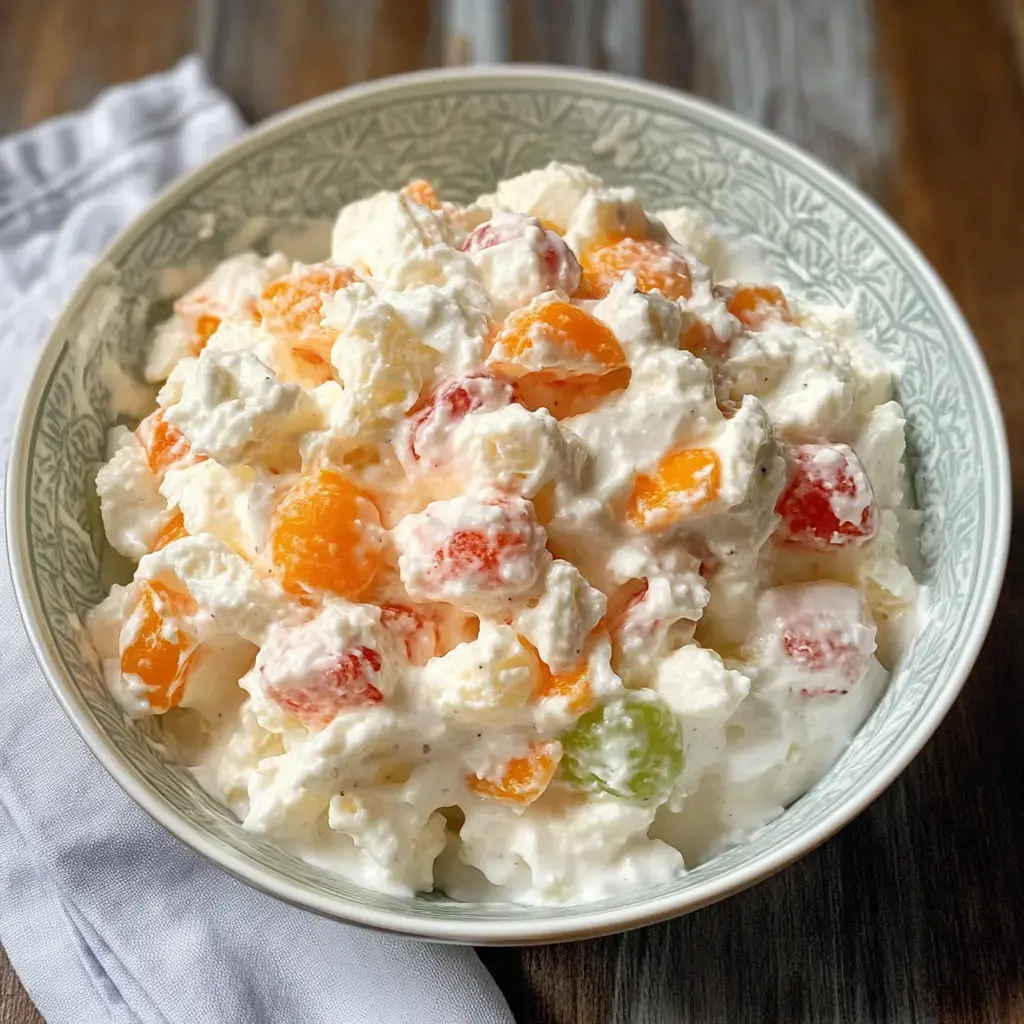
[87,163,920,905]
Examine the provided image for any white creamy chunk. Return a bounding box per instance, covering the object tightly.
[242,705,417,834]
[511,559,606,672]
[478,161,602,234]
[331,190,453,279]
[192,700,285,816]
[146,251,290,382]
[160,459,259,559]
[653,644,750,802]
[137,534,292,645]
[718,316,859,442]
[465,211,580,319]
[852,400,907,508]
[419,622,538,727]
[328,779,448,894]
[591,279,683,356]
[96,427,167,559]
[384,245,492,372]
[451,403,587,499]
[611,572,708,688]
[447,796,683,905]
[164,348,320,466]
[317,282,437,449]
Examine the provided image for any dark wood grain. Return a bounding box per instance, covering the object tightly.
[0,948,39,1024]
[0,0,195,135]
[2,1,1023,1022]
[200,0,442,123]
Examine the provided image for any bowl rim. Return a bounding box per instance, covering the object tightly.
[5,63,1011,945]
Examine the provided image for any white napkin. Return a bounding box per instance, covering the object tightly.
[0,57,513,1024]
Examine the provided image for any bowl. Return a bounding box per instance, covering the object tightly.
[6,66,1010,944]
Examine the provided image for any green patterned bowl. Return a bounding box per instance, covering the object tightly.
[6,67,1010,944]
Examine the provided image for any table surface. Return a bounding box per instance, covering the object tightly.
[2,1,1023,1021]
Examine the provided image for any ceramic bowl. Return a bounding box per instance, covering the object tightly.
[6,66,1010,944]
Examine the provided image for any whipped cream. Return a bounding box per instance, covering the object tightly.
[88,163,920,905]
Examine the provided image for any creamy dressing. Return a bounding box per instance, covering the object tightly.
[86,162,921,906]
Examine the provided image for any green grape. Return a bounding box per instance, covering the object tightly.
[559,693,684,801]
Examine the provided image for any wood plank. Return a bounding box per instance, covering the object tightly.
[0,948,39,1024]
[0,0,195,134]
[201,0,441,123]
[877,0,1024,492]
[873,10,1024,1024]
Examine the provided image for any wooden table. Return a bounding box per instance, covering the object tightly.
[2,1,1023,1021]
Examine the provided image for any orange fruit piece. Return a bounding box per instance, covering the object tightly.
[268,467,382,598]
[467,741,562,805]
[188,313,222,357]
[403,179,442,210]
[257,264,356,348]
[535,658,593,714]
[119,580,195,713]
[628,447,721,530]
[136,409,193,476]
[720,283,790,331]
[152,508,188,551]
[679,312,730,361]
[513,365,631,421]
[488,300,624,377]
[577,237,693,301]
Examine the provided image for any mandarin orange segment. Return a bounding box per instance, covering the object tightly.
[628,447,721,529]
[679,313,730,361]
[577,238,693,301]
[188,313,222,357]
[535,659,593,714]
[152,508,188,552]
[268,467,382,598]
[488,300,624,376]
[679,318,707,353]
[257,264,356,345]
[513,365,631,420]
[403,178,442,210]
[466,741,562,805]
[722,284,790,331]
[119,580,194,713]
[136,409,193,476]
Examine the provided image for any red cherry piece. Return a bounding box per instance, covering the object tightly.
[775,443,876,550]
[398,495,546,606]
[781,617,869,695]
[406,373,518,464]
[265,646,384,730]
[379,603,437,665]
[462,213,580,294]
[435,528,524,582]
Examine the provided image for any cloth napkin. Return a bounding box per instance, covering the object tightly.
[0,57,513,1024]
